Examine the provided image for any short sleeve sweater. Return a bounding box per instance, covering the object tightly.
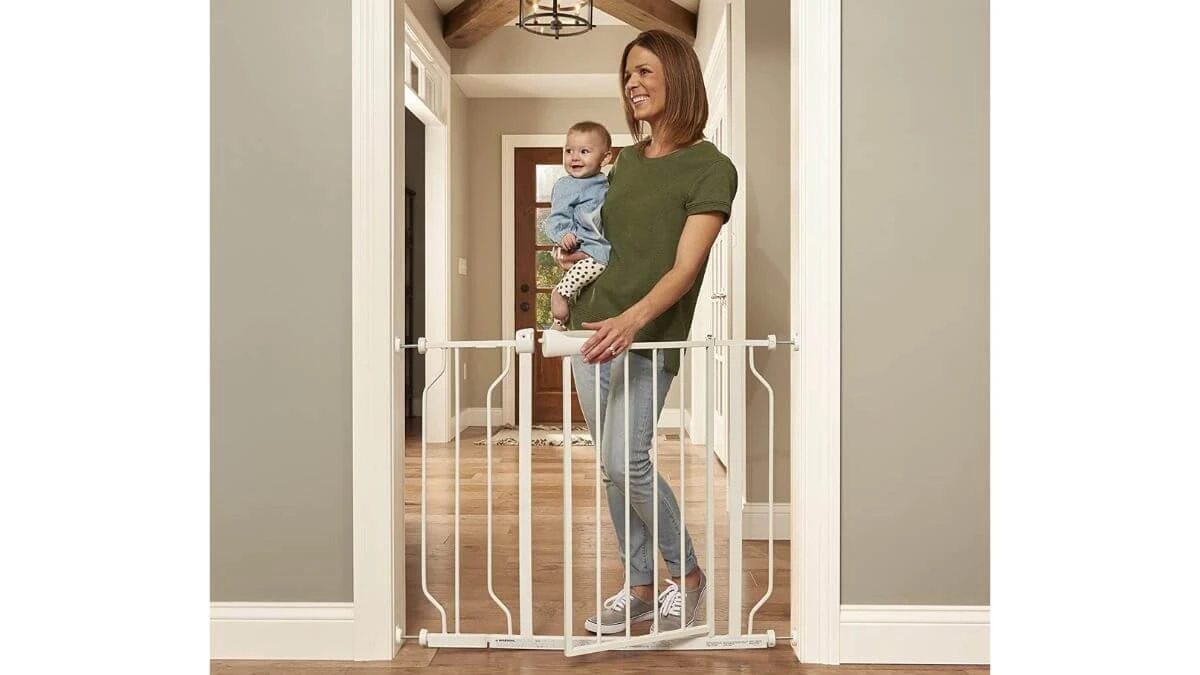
[569,139,738,375]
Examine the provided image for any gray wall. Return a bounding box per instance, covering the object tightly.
[744,0,792,504]
[841,0,990,605]
[211,0,352,601]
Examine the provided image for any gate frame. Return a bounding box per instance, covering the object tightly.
[349,0,843,663]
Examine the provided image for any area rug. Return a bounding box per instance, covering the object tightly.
[474,424,594,447]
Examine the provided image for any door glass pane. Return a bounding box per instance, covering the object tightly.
[536,291,552,330]
[536,250,562,289]
[535,207,554,245]
[536,163,567,202]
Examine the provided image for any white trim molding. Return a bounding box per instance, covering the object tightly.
[211,602,355,660]
[402,3,453,445]
[791,0,841,665]
[840,605,991,665]
[500,133,637,426]
[351,0,400,661]
[742,502,790,540]
[457,407,505,431]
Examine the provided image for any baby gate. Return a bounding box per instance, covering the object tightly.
[396,329,789,655]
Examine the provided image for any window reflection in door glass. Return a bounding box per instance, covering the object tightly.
[536,164,568,202]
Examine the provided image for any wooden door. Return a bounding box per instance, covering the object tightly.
[514,147,585,423]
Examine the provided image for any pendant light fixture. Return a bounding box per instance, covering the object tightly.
[518,0,595,39]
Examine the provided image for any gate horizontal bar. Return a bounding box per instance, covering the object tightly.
[420,629,775,650]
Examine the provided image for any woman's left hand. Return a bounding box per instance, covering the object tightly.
[581,314,643,364]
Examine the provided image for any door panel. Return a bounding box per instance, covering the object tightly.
[514,147,584,423]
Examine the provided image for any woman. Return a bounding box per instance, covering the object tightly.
[555,29,737,635]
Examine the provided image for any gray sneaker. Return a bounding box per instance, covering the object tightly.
[654,572,707,632]
[583,587,657,634]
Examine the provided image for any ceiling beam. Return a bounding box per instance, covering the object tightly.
[593,0,697,44]
[444,0,519,49]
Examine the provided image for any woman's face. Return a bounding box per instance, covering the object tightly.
[623,45,667,127]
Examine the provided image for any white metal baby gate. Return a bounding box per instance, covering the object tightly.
[396,329,790,655]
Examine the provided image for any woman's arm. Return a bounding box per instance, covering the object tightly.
[580,211,725,364]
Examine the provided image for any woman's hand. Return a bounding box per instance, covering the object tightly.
[580,313,644,364]
[553,246,589,271]
[560,232,578,251]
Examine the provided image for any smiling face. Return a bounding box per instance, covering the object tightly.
[562,129,611,178]
[623,45,667,128]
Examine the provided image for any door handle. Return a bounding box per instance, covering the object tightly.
[520,301,531,312]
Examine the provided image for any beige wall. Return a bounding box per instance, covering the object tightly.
[452,26,637,76]
[211,0,352,601]
[841,0,990,605]
[462,98,629,404]
[451,82,472,346]
[693,0,727,68]
[743,0,791,503]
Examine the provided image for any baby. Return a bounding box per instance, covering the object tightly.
[544,121,614,331]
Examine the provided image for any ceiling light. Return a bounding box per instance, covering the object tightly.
[518,0,594,39]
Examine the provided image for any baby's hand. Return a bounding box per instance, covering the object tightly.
[560,233,578,251]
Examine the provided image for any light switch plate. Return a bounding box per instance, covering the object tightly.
[458,258,468,275]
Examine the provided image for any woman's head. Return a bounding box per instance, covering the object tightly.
[619,30,708,148]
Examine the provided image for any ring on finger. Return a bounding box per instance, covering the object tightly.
[609,345,619,356]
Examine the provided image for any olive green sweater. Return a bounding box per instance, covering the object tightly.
[570,139,738,374]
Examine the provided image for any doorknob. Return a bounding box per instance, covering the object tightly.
[520,283,530,293]
[520,301,530,312]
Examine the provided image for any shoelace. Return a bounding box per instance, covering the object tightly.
[602,580,689,617]
[602,588,632,612]
[657,580,683,617]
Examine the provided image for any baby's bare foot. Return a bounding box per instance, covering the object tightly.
[551,290,569,323]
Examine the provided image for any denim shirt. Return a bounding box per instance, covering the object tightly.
[542,173,612,264]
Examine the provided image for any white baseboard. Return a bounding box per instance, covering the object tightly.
[840,605,990,665]
[457,407,504,432]
[658,407,689,433]
[211,602,355,660]
[742,502,790,540]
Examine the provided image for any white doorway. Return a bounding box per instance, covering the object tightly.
[349,0,843,663]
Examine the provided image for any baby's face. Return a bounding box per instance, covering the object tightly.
[563,130,610,179]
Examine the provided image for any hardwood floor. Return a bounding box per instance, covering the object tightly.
[212,426,989,674]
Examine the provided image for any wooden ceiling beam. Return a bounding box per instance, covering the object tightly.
[444,0,519,49]
[593,0,697,44]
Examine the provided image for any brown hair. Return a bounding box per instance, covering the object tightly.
[568,120,612,149]
[619,30,708,148]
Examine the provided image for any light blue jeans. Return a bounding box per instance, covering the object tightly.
[571,351,699,586]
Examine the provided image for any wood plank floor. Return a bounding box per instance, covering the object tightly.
[213,426,989,674]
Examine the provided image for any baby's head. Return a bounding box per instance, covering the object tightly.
[563,121,613,179]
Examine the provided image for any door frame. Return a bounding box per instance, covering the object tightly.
[350,0,843,663]
[790,0,842,664]
[500,133,635,426]
[350,0,399,660]
[402,3,454,444]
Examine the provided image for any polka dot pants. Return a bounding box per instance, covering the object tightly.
[555,257,607,302]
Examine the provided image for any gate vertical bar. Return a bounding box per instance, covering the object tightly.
[420,348,448,633]
[727,345,745,636]
[623,355,631,637]
[747,346,776,634]
[705,339,716,632]
[486,349,515,635]
[517,330,534,636]
[594,361,602,644]
[679,347,687,628]
[651,349,660,632]
[454,347,462,633]
[562,356,574,647]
